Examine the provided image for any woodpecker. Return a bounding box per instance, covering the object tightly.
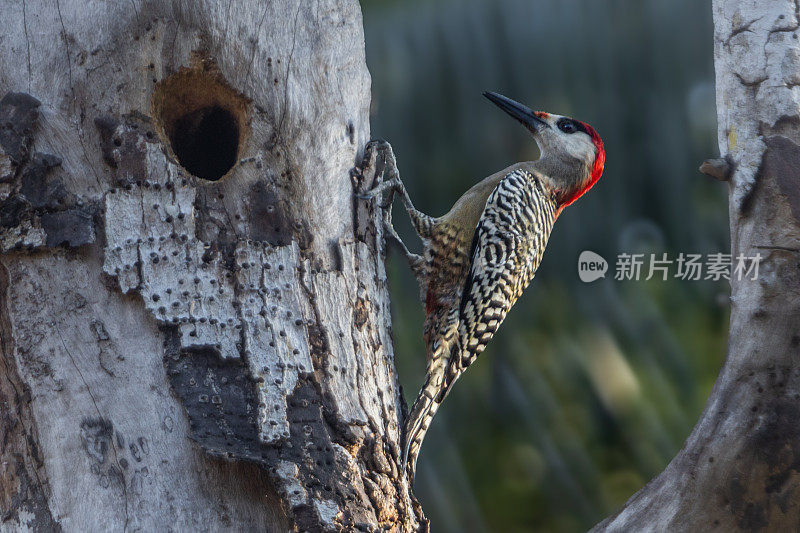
[360,92,605,481]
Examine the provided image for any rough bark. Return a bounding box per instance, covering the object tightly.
[595,1,800,531]
[0,1,421,531]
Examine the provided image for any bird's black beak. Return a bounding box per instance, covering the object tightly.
[483,91,548,134]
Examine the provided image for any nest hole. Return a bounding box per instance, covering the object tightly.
[171,106,238,180]
[152,61,249,181]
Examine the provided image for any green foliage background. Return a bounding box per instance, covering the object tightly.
[361,0,727,530]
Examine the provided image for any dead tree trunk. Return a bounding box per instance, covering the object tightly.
[0,1,422,531]
[595,1,800,530]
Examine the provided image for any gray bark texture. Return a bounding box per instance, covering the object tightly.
[0,0,422,531]
[595,1,800,531]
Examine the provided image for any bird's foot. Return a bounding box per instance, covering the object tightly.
[354,140,423,273]
[356,176,404,208]
[383,216,421,258]
[354,139,402,207]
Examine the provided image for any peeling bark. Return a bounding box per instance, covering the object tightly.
[0,1,422,531]
[595,1,800,530]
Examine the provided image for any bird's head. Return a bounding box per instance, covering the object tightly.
[484,91,605,208]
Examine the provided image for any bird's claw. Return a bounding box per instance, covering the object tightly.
[365,139,392,156]
[354,139,404,211]
[356,176,401,209]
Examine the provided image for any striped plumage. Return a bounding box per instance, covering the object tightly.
[404,169,558,474]
[359,93,604,482]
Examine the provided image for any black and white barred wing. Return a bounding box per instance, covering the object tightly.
[447,170,557,385]
[403,170,557,477]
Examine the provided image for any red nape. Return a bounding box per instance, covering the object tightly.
[560,121,605,208]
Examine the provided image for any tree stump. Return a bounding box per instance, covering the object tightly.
[0,1,422,530]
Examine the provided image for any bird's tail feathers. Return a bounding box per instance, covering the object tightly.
[403,316,462,481]
[402,372,442,481]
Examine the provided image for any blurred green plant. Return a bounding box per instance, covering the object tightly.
[362,0,726,531]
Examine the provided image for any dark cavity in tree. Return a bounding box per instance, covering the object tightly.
[170,105,239,181]
[151,58,250,182]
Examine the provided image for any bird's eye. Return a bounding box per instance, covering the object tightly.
[558,120,577,134]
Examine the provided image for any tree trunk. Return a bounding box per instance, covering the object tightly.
[0,1,422,531]
[595,1,800,530]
